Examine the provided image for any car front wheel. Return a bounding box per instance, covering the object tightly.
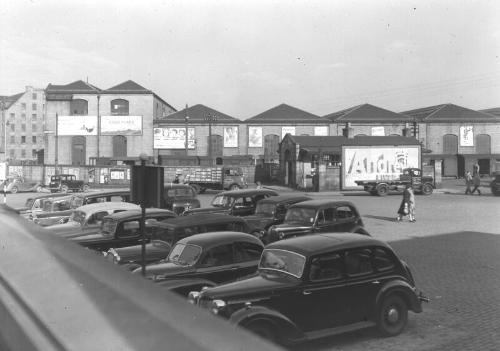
[376,184,388,196]
[377,294,408,336]
[421,183,433,195]
[61,185,69,193]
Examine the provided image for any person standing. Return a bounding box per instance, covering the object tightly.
[408,185,416,222]
[397,184,412,222]
[473,161,480,176]
[464,171,473,195]
[471,172,482,195]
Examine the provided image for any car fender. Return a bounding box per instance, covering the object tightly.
[229,305,304,343]
[157,277,217,295]
[349,226,370,236]
[375,279,422,314]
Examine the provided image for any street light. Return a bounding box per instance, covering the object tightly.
[204,114,217,166]
[184,104,189,155]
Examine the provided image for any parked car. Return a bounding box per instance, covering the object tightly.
[30,195,74,226]
[263,199,369,244]
[106,214,254,270]
[71,208,177,252]
[243,194,312,241]
[16,193,71,218]
[136,231,264,297]
[189,233,429,344]
[490,173,500,196]
[48,174,89,193]
[184,189,279,217]
[4,177,43,194]
[163,183,201,214]
[46,202,141,238]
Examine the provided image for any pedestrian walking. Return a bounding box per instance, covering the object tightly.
[464,171,473,195]
[471,172,481,195]
[396,184,412,222]
[408,185,416,222]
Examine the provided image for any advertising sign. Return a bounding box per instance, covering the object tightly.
[342,146,420,188]
[371,126,385,136]
[314,126,328,136]
[224,126,238,147]
[58,116,98,136]
[282,126,296,139]
[248,127,262,147]
[101,115,142,135]
[153,127,195,149]
[460,126,474,146]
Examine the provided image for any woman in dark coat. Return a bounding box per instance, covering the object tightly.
[396,184,412,222]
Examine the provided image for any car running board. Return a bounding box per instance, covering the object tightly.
[305,321,376,340]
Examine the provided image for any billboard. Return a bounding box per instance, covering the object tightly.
[58,116,98,136]
[460,126,474,146]
[314,126,328,136]
[282,126,295,139]
[371,126,385,136]
[342,145,420,188]
[224,126,238,147]
[153,127,195,149]
[248,127,262,147]
[101,116,142,135]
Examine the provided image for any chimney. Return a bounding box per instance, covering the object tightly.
[402,122,411,137]
[342,122,354,138]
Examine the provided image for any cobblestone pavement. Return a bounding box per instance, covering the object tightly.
[291,231,500,351]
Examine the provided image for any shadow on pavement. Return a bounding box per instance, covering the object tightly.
[364,214,398,222]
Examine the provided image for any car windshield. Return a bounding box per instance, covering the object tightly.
[255,202,275,216]
[101,218,117,235]
[70,210,86,225]
[259,249,306,278]
[25,198,35,208]
[284,207,316,224]
[166,188,195,198]
[168,243,202,266]
[50,176,59,181]
[211,195,234,208]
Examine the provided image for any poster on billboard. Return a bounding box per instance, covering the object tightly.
[248,126,262,147]
[224,126,238,147]
[460,126,474,146]
[58,116,98,135]
[101,115,142,135]
[371,126,385,136]
[282,126,295,139]
[314,126,328,136]
[342,146,420,188]
[153,127,195,149]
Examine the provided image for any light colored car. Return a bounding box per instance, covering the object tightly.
[31,195,74,225]
[46,202,140,238]
[5,177,43,194]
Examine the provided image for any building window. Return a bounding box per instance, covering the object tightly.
[10,136,15,144]
[21,124,26,132]
[32,124,37,132]
[10,124,15,132]
[110,99,129,115]
[32,150,37,158]
[32,136,37,143]
[443,134,458,154]
[32,103,37,110]
[9,150,15,158]
[21,103,26,110]
[22,113,26,120]
[32,93,37,100]
[32,114,37,120]
[21,136,26,144]
[70,99,88,115]
[21,149,26,158]
[476,134,491,154]
[112,135,127,157]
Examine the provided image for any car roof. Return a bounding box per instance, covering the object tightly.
[265,233,389,257]
[103,208,175,221]
[156,213,246,227]
[163,183,195,190]
[217,189,279,196]
[74,202,140,213]
[27,193,71,201]
[257,194,312,204]
[289,199,356,209]
[176,231,263,247]
[72,190,130,199]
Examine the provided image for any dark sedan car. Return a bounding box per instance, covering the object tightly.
[490,173,500,196]
[163,183,200,214]
[134,231,264,297]
[189,233,428,345]
[105,214,253,269]
[264,199,369,244]
[183,188,278,217]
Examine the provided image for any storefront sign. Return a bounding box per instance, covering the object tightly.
[58,116,98,136]
[101,116,142,135]
[153,127,195,149]
[371,126,385,136]
[248,127,262,147]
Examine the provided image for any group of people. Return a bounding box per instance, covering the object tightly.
[465,161,481,195]
[397,184,416,223]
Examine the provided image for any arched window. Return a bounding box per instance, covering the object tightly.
[209,135,223,157]
[111,99,129,115]
[443,134,458,154]
[476,134,491,154]
[264,134,280,163]
[112,135,127,157]
[71,136,86,165]
[70,99,88,115]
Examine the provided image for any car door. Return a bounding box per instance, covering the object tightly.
[231,196,255,216]
[194,243,239,284]
[233,241,263,278]
[314,207,336,233]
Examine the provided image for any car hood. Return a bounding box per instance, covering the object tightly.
[243,214,274,229]
[133,262,195,277]
[112,242,171,264]
[47,221,82,235]
[273,223,313,232]
[184,207,230,215]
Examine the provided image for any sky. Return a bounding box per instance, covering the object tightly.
[1,0,499,119]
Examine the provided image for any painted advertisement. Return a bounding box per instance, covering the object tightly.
[314,126,328,136]
[153,127,195,149]
[371,126,385,136]
[459,125,474,146]
[342,146,420,188]
[248,126,262,147]
[58,116,98,136]
[224,126,238,147]
[101,115,142,135]
[282,126,295,139]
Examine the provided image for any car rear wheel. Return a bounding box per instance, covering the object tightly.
[10,186,18,194]
[61,185,69,193]
[36,185,43,193]
[376,184,388,196]
[81,184,90,192]
[377,294,408,336]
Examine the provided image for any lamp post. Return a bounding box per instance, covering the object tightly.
[55,113,59,175]
[139,153,148,276]
[204,114,217,166]
[0,101,6,162]
[97,94,101,163]
[184,104,189,155]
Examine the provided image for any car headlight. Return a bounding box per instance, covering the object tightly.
[210,299,226,315]
[187,291,200,305]
[279,231,285,240]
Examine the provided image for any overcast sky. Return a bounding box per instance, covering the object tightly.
[1,0,499,118]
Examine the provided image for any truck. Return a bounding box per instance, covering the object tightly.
[355,167,434,196]
[182,166,247,194]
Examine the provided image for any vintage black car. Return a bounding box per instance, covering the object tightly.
[244,194,312,240]
[49,174,89,193]
[106,214,253,270]
[70,208,176,251]
[135,231,264,297]
[189,233,428,344]
[163,183,200,214]
[183,188,278,217]
[264,199,369,244]
[490,173,500,196]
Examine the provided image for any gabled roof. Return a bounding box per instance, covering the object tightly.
[103,80,151,94]
[479,107,500,117]
[401,104,500,123]
[245,103,327,124]
[0,92,24,109]
[155,104,240,124]
[45,80,101,94]
[323,104,411,123]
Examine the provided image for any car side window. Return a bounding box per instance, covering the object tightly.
[345,249,373,276]
[119,220,140,237]
[309,253,343,281]
[87,211,109,225]
[199,244,234,267]
[336,206,355,219]
[234,242,263,262]
[226,221,246,232]
[317,209,334,224]
[33,199,41,209]
[373,247,396,272]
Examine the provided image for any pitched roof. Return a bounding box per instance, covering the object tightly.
[323,103,411,123]
[0,92,24,109]
[45,80,101,94]
[479,107,500,117]
[155,104,240,124]
[401,104,500,123]
[103,80,151,94]
[245,103,327,124]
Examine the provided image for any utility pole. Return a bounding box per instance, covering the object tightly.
[204,114,217,166]
[55,113,59,175]
[184,104,189,155]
